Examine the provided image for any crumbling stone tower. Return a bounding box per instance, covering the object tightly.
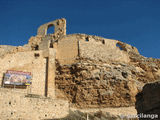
[0,18,69,119]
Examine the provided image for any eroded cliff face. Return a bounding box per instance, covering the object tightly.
[55,52,160,108]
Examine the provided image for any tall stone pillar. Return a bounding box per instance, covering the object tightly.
[47,48,56,98]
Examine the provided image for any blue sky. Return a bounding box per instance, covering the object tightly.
[0,0,160,58]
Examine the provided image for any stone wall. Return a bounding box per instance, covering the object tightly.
[57,35,78,65]
[37,18,66,40]
[55,59,141,108]
[77,34,139,63]
[0,45,17,58]
[56,34,139,65]
[79,39,130,63]
[0,51,46,96]
[0,48,57,97]
[0,48,68,120]
[0,88,69,120]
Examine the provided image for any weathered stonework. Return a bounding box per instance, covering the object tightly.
[55,57,160,108]
[37,18,66,38]
[0,88,69,120]
[0,18,160,119]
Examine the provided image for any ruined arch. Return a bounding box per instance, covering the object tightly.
[47,24,55,35]
[37,18,66,37]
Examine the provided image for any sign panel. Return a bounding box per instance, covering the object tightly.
[3,70,32,86]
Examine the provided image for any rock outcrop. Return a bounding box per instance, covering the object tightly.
[55,52,160,108]
[135,80,160,119]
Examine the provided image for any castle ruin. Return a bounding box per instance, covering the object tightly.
[0,18,159,119]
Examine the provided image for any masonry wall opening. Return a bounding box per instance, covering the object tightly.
[47,24,55,35]
[116,43,124,50]
[102,40,105,44]
[50,40,54,48]
[116,42,127,51]
[34,45,39,50]
[85,37,89,42]
[116,43,123,50]
[34,53,40,58]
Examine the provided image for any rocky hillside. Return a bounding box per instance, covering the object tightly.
[55,49,160,108]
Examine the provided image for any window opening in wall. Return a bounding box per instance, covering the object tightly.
[85,37,89,42]
[102,40,105,44]
[34,45,39,50]
[50,40,54,48]
[47,24,55,35]
[116,43,123,50]
[34,53,40,58]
